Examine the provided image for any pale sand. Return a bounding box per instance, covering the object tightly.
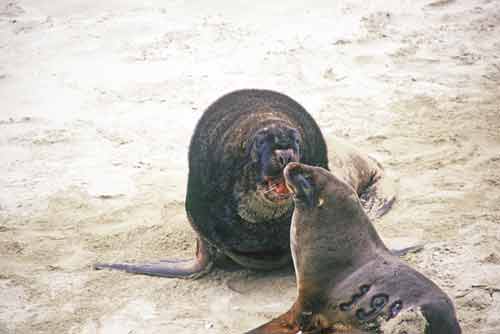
[1,0,499,333]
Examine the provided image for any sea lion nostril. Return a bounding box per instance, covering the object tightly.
[275,149,295,168]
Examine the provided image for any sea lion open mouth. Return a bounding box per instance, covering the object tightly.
[261,174,293,202]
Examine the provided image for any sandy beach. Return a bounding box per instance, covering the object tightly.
[1,0,499,333]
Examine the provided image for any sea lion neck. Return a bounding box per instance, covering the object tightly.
[290,183,388,291]
[291,207,381,286]
[284,163,387,259]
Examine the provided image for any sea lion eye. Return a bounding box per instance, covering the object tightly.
[360,285,371,294]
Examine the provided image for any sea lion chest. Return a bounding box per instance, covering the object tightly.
[233,181,293,223]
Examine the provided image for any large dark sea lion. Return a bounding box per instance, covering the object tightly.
[95,89,396,278]
[245,162,461,334]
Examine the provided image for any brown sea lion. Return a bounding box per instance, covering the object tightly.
[244,162,461,334]
[94,89,396,279]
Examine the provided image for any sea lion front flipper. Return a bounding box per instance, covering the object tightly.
[244,314,370,334]
[244,321,297,334]
[94,238,214,279]
[244,307,299,334]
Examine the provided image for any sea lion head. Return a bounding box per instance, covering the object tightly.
[250,124,302,204]
[283,162,359,214]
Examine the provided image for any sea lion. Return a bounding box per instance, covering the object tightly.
[94,89,396,279]
[244,162,461,334]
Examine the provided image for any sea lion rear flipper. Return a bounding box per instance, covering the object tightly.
[94,238,214,279]
[359,158,397,220]
[360,176,397,219]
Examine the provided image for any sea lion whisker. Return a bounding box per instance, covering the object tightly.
[262,179,288,193]
[263,189,275,194]
[263,185,279,193]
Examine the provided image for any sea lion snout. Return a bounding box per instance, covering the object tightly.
[284,163,315,208]
[274,148,297,169]
[251,125,303,203]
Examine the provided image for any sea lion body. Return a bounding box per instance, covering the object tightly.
[95,89,396,278]
[185,89,329,270]
[324,257,458,333]
[245,163,460,333]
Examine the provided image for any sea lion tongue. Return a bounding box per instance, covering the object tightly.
[267,178,290,194]
[274,181,289,194]
[284,163,314,207]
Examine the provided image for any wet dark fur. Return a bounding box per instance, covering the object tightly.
[94,89,397,278]
[186,89,328,265]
